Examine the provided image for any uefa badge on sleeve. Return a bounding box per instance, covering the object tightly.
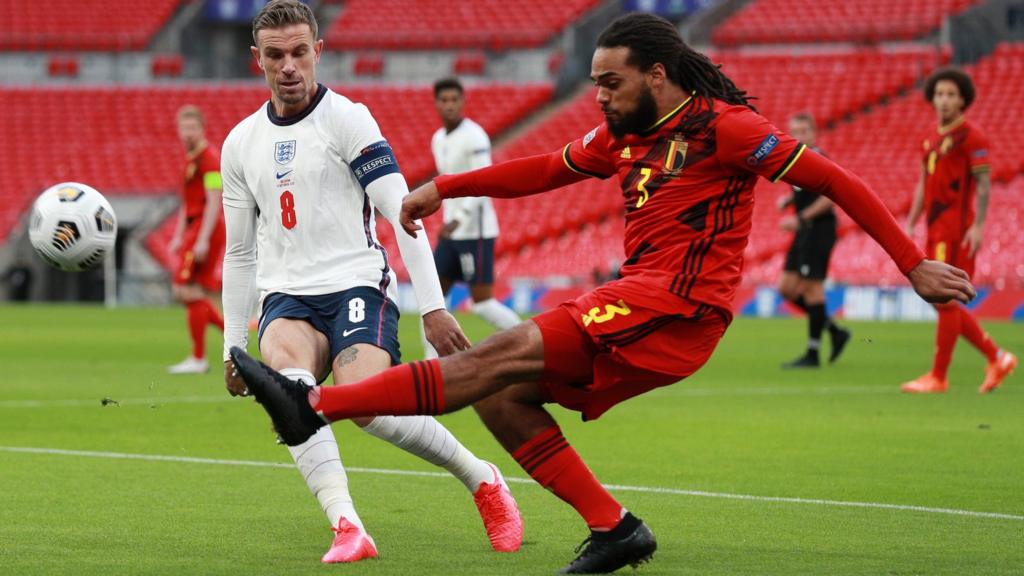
[275,140,296,165]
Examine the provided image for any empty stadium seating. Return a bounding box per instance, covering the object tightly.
[715,47,948,126]
[326,0,601,50]
[0,0,181,51]
[714,0,982,46]
[0,83,553,244]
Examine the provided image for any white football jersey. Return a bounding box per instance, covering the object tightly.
[431,118,500,240]
[221,86,399,303]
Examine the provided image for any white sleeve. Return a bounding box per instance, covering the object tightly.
[366,174,446,316]
[340,102,446,316]
[220,136,259,361]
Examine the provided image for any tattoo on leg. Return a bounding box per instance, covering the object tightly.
[336,346,359,367]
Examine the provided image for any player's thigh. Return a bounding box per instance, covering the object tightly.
[468,283,494,302]
[260,318,330,375]
[331,343,391,384]
[176,283,205,302]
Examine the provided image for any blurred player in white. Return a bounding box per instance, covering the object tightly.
[422,78,519,358]
[220,0,522,563]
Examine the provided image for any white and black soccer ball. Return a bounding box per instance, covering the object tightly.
[28,182,117,272]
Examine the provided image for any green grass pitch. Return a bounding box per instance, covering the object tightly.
[0,304,1021,575]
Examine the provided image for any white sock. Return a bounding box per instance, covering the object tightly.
[281,368,364,532]
[361,415,494,492]
[419,317,439,360]
[471,298,520,330]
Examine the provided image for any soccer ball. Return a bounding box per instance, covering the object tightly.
[28,182,118,272]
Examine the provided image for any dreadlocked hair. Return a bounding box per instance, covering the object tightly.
[597,12,755,111]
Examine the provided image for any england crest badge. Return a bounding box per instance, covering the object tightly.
[274,140,296,165]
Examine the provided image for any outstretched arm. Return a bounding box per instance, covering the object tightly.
[781,150,975,304]
[401,150,588,236]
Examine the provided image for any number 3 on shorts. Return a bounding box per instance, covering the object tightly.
[348,297,365,323]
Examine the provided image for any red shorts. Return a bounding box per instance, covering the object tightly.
[174,219,225,291]
[927,236,974,278]
[532,277,728,421]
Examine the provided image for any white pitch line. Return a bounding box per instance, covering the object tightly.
[0,395,235,409]
[0,385,894,409]
[1,446,1020,522]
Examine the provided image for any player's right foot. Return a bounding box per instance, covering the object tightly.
[321,517,378,563]
[472,462,523,552]
[229,346,327,446]
[559,513,656,574]
[782,352,819,369]
[900,373,949,394]
[829,327,851,364]
[980,350,1018,394]
[167,356,209,374]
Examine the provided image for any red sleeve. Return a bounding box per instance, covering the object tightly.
[965,127,991,173]
[435,150,587,199]
[435,125,610,199]
[562,124,616,180]
[782,149,926,275]
[200,146,221,175]
[715,107,806,182]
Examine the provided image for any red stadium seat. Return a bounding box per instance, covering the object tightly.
[326,0,602,51]
[713,0,984,46]
[0,0,181,52]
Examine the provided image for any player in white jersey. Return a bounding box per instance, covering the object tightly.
[423,78,520,359]
[219,0,522,563]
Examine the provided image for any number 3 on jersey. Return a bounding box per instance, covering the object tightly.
[280,191,297,229]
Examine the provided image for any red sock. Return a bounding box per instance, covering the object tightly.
[512,426,623,531]
[314,360,444,420]
[186,300,207,359]
[958,307,998,363]
[201,298,224,331]
[932,305,961,380]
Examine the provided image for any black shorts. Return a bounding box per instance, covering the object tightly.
[434,237,495,284]
[783,219,837,280]
[258,287,401,368]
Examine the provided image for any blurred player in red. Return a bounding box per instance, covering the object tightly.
[167,105,225,374]
[901,68,1017,394]
[230,14,975,574]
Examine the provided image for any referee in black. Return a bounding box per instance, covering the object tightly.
[778,112,850,368]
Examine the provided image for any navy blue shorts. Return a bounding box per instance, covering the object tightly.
[258,287,401,367]
[434,237,495,284]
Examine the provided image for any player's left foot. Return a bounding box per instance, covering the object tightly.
[167,356,209,374]
[980,350,1018,394]
[829,327,851,364]
[229,346,327,446]
[900,373,948,394]
[321,517,378,563]
[782,353,819,369]
[559,512,657,574]
[472,462,523,552]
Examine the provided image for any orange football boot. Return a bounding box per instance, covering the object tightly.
[900,373,949,394]
[980,350,1018,394]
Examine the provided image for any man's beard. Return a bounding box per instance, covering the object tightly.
[605,86,659,139]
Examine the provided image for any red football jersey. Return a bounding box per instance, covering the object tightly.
[182,143,221,220]
[921,118,990,242]
[562,97,806,316]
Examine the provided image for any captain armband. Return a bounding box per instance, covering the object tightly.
[351,140,402,189]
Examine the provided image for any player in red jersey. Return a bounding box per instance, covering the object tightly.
[167,105,226,374]
[228,14,975,573]
[901,68,1017,394]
